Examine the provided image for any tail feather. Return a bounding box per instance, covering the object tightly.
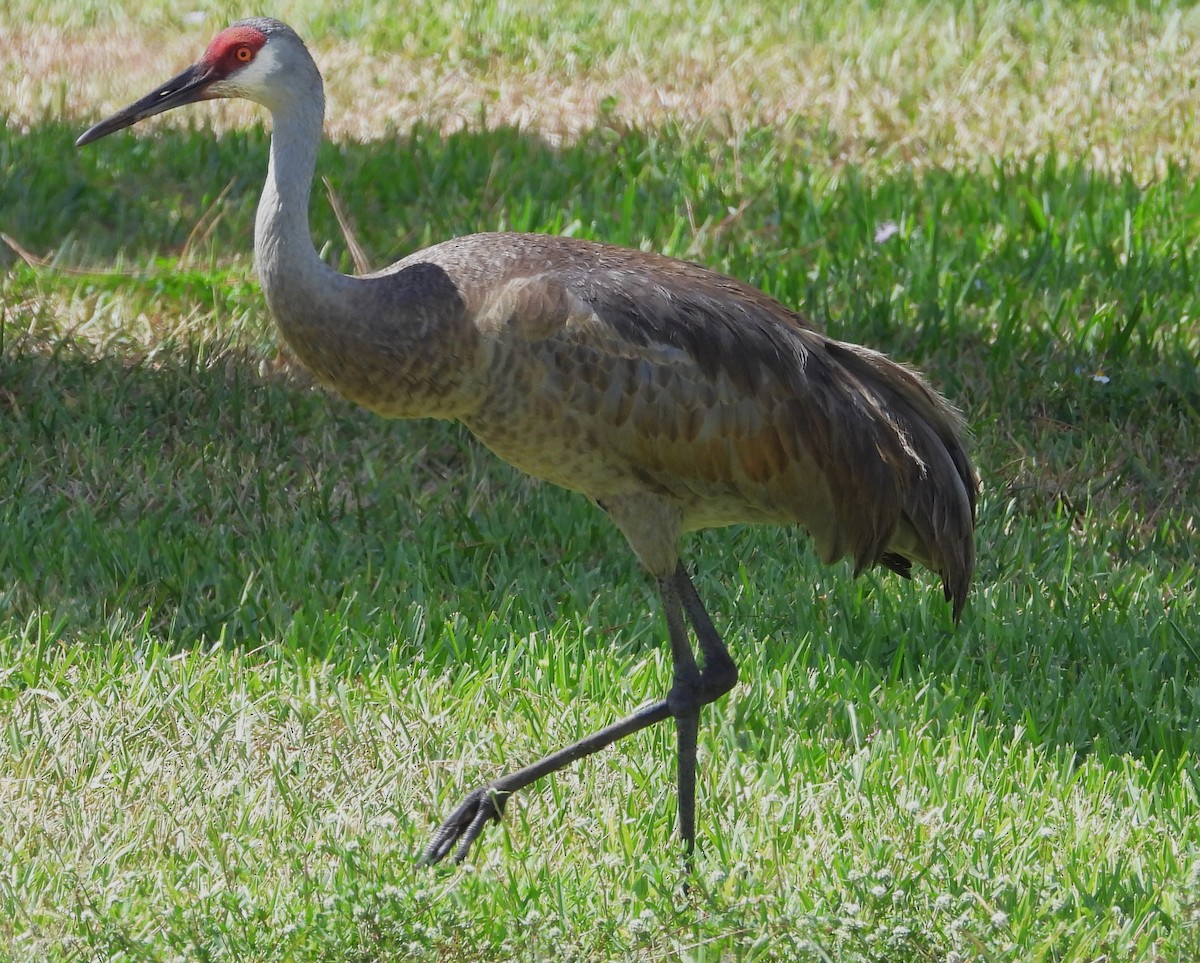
[819,340,977,621]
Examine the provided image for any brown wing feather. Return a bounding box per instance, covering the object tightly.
[426,233,976,617]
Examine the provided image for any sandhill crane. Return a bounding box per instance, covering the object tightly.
[77,18,977,866]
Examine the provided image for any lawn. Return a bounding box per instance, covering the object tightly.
[2,1,1199,960]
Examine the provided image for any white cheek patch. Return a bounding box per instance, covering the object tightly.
[212,44,283,105]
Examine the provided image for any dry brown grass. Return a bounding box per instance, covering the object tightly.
[5,5,1200,175]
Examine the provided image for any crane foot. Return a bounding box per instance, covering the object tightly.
[420,785,509,865]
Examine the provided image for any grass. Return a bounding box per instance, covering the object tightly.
[8,1,1200,173]
[2,0,1200,960]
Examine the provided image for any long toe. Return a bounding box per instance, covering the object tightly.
[421,786,508,866]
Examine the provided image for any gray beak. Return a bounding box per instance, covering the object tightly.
[76,61,219,147]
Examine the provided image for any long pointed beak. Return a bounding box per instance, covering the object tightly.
[75,61,219,147]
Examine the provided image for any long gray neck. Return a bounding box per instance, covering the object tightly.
[254,83,351,328]
[248,72,483,420]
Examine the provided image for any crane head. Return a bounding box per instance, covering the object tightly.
[75,18,308,147]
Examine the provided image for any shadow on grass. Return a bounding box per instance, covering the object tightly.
[5,118,1199,431]
[2,118,1198,771]
[0,333,560,647]
[4,312,1199,777]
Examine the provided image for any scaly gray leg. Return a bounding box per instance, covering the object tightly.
[660,563,738,854]
[420,563,738,865]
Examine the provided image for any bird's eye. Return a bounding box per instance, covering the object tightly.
[235,46,253,63]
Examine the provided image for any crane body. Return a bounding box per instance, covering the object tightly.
[77,19,977,866]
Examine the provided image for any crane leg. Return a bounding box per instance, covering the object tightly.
[420,563,737,866]
[660,563,738,854]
